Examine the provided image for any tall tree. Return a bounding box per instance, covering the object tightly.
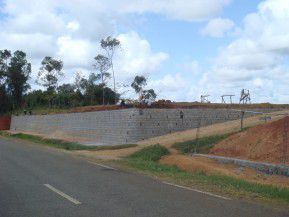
[74,71,83,91]
[131,75,157,104]
[37,56,63,107]
[101,36,120,103]
[131,75,147,97]
[37,56,63,91]
[0,49,11,84]
[94,54,111,104]
[0,85,10,113]
[57,83,76,107]
[1,50,31,109]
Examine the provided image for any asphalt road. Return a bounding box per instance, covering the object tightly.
[0,136,288,217]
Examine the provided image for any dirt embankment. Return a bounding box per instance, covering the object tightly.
[160,154,289,188]
[73,110,288,160]
[210,117,289,165]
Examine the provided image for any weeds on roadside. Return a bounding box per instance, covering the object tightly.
[0,132,136,151]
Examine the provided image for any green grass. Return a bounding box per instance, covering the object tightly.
[172,134,232,154]
[124,145,289,203]
[128,144,170,161]
[0,132,136,151]
[12,107,70,115]
[124,158,289,203]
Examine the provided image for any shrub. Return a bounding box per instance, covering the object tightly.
[128,144,169,161]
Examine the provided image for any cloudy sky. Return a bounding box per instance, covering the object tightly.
[0,0,289,103]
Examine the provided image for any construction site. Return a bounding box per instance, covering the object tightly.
[1,90,289,195]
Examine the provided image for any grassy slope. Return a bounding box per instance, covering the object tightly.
[124,145,289,204]
[172,127,251,154]
[172,134,231,154]
[0,131,136,151]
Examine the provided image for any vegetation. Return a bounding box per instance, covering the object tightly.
[101,36,120,103]
[0,132,136,151]
[124,159,289,203]
[0,36,157,115]
[131,75,157,104]
[172,134,232,154]
[0,50,31,112]
[93,54,112,105]
[128,144,170,161]
[124,145,289,203]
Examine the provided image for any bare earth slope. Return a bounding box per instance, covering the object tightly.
[210,117,289,165]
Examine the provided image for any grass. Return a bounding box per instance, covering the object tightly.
[128,144,170,161]
[124,145,289,204]
[12,107,70,116]
[0,131,137,151]
[172,134,232,154]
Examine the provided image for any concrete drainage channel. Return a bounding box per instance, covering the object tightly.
[193,154,289,177]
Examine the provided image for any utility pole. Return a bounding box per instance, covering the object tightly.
[240,111,245,130]
[283,116,288,164]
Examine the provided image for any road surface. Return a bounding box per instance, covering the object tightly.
[0,136,288,217]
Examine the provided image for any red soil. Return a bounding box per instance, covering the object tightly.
[47,102,289,114]
[0,116,11,130]
[210,117,289,165]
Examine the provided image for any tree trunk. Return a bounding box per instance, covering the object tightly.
[102,73,105,105]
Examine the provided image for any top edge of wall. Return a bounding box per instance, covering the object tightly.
[11,106,285,118]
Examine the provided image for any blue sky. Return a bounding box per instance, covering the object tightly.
[0,0,289,103]
[131,0,261,79]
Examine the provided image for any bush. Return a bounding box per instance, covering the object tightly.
[128,144,170,161]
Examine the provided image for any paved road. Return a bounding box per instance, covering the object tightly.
[0,137,288,217]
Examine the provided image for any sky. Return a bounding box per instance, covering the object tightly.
[0,0,289,103]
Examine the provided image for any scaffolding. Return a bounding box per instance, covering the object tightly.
[200,95,210,103]
[221,95,235,104]
[239,89,251,104]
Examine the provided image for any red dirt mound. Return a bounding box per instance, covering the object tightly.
[210,116,289,165]
[0,116,11,130]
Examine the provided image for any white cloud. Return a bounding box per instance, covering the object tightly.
[149,73,189,101]
[2,0,289,103]
[116,32,168,79]
[56,36,96,70]
[0,0,173,91]
[67,21,80,32]
[124,0,231,21]
[195,0,289,103]
[201,18,235,37]
[113,31,169,98]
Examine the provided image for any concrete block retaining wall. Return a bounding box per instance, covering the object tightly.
[10,108,276,145]
[194,154,289,177]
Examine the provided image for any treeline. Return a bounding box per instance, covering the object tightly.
[0,36,157,114]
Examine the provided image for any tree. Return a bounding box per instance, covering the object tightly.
[57,83,76,107]
[0,50,31,109]
[131,75,147,96]
[131,75,157,104]
[36,56,63,108]
[37,56,63,91]
[0,50,12,113]
[101,36,120,103]
[93,54,111,104]
[74,71,83,91]
[143,89,157,102]
[0,85,11,114]
[0,49,11,84]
